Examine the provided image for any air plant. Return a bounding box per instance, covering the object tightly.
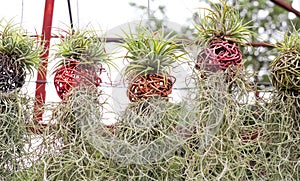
[121,24,185,102]
[270,28,300,107]
[53,28,114,100]
[0,92,31,179]
[194,0,252,75]
[270,27,300,131]
[0,20,43,93]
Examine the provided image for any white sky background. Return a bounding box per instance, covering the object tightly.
[0,0,202,33]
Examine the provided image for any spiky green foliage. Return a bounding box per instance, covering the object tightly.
[194,0,252,45]
[278,28,300,52]
[121,25,185,79]
[0,20,43,74]
[56,28,115,69]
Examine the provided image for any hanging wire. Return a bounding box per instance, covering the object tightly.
[67,0,74,31]
[147,0,150,19]
[20,0,24,26]
[76,0,80,28]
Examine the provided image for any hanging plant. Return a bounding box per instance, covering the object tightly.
[121,25,185,102]
[96,96,185,180]
[53,28,114,100]
[0,20,43,93]
[270,28,300,126]
[270,29,300,107]
[41,88,108,180]
[194,0,252,77]
[0,92,31,179]
[92,25,188,179]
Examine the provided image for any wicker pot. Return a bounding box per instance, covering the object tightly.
[0,53,26,93]
[127,74,176,102]
[54,60,102,100]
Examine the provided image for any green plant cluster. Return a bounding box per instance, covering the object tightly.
[55,28,114,69]
[194,0,252,45]
[122,25,185,79]
[0,20,43,179]
[0,20,43,74]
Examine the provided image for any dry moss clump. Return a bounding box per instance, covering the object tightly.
[0,91,31,180]
[91,97,188,180]
[11,73,299,180]
[181,71,299,180]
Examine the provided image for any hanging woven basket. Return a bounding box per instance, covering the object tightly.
[195,39,243,71]
[271,50,300,95]
[54,60,102,100]
[0,53,26,93]
[127,74,176,102]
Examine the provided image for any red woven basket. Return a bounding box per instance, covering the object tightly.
[54,61,102,100]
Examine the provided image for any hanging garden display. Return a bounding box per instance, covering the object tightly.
[1,0,300,180]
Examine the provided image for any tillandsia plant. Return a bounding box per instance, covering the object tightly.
[53,27,113,100]
[121,25,185,102]
[96,97,187,180]
[38,88,109,180]
[270,28,300,125]
[0,20,43,93]
[0,20,42,179]
[270,28,300,107]
[0,92,31,179]
[194,0,252,75]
